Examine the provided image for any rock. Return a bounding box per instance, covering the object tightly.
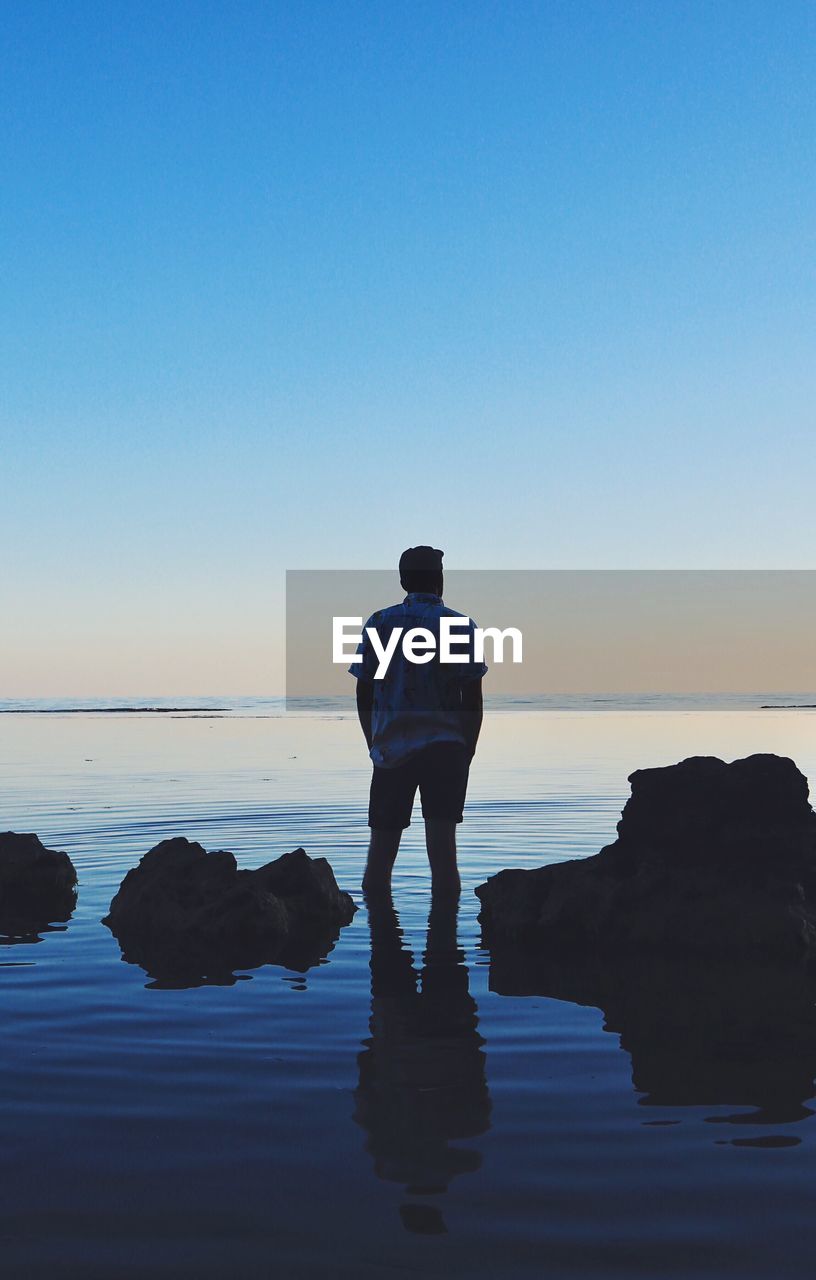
[0,831,78,937]
[103,837,357,986]
[476,754,816,961]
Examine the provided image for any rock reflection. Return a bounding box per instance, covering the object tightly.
[109,927,347,989]
[354,892,491,1233]
[487,948,816,1129]
[0,915,71,946]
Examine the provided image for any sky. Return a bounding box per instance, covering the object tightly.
[2,1,815,695]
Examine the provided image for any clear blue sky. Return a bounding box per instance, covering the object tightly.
[2,1,815,693]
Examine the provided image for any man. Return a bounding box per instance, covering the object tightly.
[349,546,486,896]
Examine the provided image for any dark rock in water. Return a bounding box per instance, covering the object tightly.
[103,837,357,986]
[480,755,816,1120]
[0,831,78,939]
[485,949,816,1120]
[476,754,816,960]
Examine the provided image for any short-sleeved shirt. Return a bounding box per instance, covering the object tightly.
[348,592,487,768]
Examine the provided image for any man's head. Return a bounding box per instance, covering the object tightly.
[399,545,444,597]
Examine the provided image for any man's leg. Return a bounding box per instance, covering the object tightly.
[365,758,415,892]
[419,743,469,897]
[362,829,402,894]
[424,819,461,897]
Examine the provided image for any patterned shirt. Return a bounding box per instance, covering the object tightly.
[348,593,487,768]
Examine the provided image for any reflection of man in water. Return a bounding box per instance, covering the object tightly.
[353,891,491,1233]
[349,546,486,895]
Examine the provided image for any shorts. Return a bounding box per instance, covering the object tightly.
[368,742,471,830]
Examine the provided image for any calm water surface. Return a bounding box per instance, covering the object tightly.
[2,702,816,1278]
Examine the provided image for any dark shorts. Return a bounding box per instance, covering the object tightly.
[368,742,471,830]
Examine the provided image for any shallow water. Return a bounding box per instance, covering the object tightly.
[2,704,816,1278]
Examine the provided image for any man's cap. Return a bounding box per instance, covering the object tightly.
[399,545,444,575]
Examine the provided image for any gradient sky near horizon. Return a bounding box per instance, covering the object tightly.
[3,1,815,694]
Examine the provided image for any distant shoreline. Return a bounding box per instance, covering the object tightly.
[3,694,816,716]
[0,707,231,714]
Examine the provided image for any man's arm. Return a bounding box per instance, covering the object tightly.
[356,679,374,750]
[460,678,483,758]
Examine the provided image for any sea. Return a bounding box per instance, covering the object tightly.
[2,693,816,1278]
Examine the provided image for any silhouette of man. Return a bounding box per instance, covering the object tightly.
[349,546,486,894]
